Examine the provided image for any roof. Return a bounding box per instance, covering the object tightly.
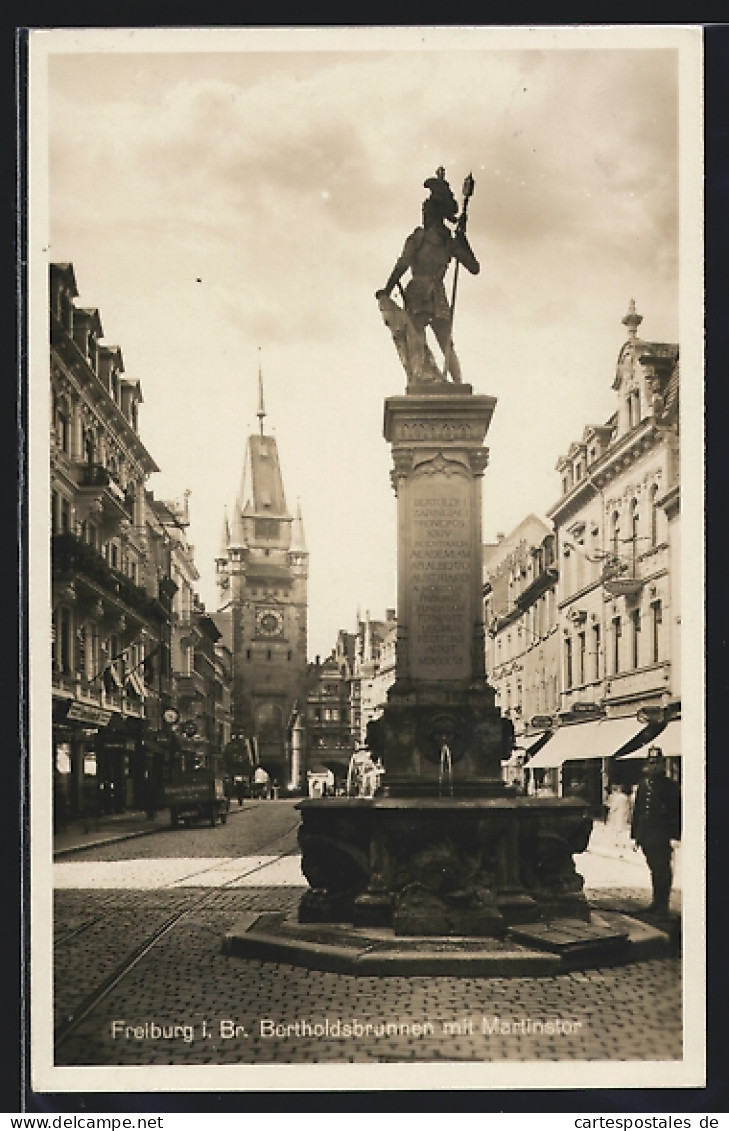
[240,434,291,519]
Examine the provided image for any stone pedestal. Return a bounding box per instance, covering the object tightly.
[295,380,591,939]
[372,383,510,796]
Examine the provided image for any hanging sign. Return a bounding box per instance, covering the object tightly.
[67,702,113,726]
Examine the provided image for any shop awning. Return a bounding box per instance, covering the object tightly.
[528,717,648,769]
[527,722,603,769]
[619,718,682,759]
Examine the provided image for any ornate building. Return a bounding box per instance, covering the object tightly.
[50,263,161,819]
[482,516,560,787]
[214,378,308,790]
[354,609,398,748]
[526,302,681,806]
[50,263,233,824]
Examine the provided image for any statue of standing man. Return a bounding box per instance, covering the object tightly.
[376,168,480,385]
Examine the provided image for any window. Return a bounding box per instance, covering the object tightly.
[630,499,640,568]
[631,608,641,669]
[592,624,601,681]
[56,407,69,453]
[650,484,659,546]
[578,631,586,685]
[651,601,663,663]
[611,511,621,560]
[612,616,622,674]
[565,637,573,689]
[53,606,72,672]
[628,389,641,429]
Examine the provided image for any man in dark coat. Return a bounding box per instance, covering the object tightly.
[630,745,681,914]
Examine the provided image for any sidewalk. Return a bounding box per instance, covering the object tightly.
[585,819,682,889]
[53,808,173,856]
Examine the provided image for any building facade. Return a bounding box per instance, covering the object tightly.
[214,384,308,791]
[50,263,232,824]
[51,263,162,821]
[482,517,560,788]
[354,609,398,748]
[527,302,681,807]
[303,649,354,793]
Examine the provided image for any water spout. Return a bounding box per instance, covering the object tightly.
[439,743,453,797]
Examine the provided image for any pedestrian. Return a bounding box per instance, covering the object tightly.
[235,778,245,807]
[606,783,631,853]
[630,746,681,915]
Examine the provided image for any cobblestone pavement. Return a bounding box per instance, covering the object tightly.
[49,801,684,1069]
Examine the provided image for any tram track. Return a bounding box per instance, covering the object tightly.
[54,807,300,946]
[54,816,303,1050]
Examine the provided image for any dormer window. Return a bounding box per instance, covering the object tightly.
[627,388,641,429]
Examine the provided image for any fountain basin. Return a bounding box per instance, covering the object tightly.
[296,795,593,936]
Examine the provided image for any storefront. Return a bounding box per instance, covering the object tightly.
[525,715,662,816]
[52,699,147,822]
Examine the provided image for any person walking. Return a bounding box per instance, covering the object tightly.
[630,746,681,914]
[606,783,631,854]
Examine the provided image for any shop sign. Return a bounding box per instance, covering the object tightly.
[570,701,603,717]
[67,702,113,726]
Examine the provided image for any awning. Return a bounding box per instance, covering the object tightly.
[619,718,682,759]
[520,730,551,764]
[527,717,648,769]
[527,721,603,769]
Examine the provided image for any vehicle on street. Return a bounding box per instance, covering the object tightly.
[164,770,230,828]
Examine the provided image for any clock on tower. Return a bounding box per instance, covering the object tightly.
[256,607,284,637]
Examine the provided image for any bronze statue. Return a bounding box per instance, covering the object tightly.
[376,168,479,384]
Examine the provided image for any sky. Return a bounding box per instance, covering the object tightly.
[33,26,699,661]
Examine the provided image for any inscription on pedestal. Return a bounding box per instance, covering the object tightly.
[409,477,471,681]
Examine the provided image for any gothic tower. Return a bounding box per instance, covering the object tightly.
[215,371,308,788]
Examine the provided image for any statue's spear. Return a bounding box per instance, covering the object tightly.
[443,172,475,379]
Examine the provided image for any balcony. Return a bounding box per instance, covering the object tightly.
[74,462,134,526]
[600,557,644,598]
[174,671,206,701]
[54,672,147,719]
[52,533,164,625]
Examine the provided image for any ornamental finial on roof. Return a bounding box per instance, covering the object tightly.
[622,298,643,339]
[257,347,266,436]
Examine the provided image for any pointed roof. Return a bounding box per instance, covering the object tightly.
[291,498,307,553]
[217,507,231,559]
[240,433,291,519]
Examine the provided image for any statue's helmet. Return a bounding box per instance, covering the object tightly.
[423,169,459,222]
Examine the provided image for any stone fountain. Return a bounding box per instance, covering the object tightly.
[223,170,671,973]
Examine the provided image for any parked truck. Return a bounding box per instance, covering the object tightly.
[164,770,230,828]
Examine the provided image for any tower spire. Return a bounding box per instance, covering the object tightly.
[257,347,266,437]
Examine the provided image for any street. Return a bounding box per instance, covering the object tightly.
[52,800,682,1068]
